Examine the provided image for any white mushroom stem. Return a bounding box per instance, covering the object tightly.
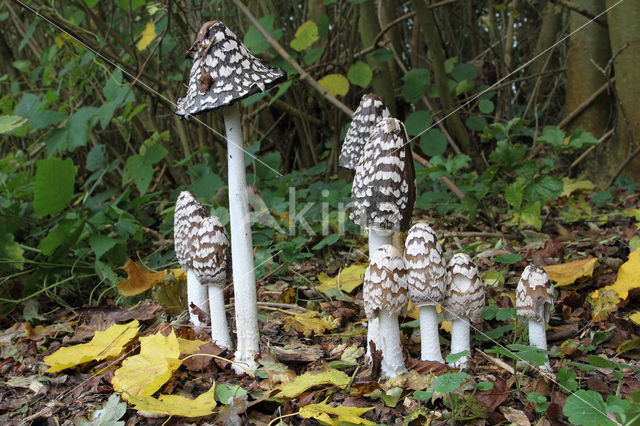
[224,103,260,374]
[365,229,392,362]
[528,306,551,371]
[208,284,232,349]
[379,309,407,379]
[419,305,444,363]
[449,318,471,368]
[187,269,209,326]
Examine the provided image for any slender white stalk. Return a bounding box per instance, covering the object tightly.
[449,318,471,368]
[419,305,444,363]
[224,103,259,374]
[187,269,209,326]
[208,284,232,349]
[379,309,407,379]
[528,319,551,370]
[365,228,392,363]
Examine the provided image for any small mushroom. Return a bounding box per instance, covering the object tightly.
[339,93,390,170]
[363,244,408,379]
[404,222,447,363]
[350,117,415,360]
[443,253,485,368]
[192,216,232,349]
[174,191,209,327]
[516,265,554,369]
[175,21,286,373]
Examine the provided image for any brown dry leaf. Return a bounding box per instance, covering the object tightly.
[476,378,510,411]
[500,406,530,425]
[543,257,597,287]
[284,311,340,337]
[264,362,296,384]
[116,259,167,296]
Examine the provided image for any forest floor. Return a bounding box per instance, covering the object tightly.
[1,191,640,425]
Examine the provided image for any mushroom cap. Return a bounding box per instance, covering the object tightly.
[175,20,286,117]
[338,94,390,170]
[404,222,447,306]
[192,215,230,286]
[443,253,485,322]
[174,191,208,270]
[516,265,554,322]
[363,244,408,318]
[350,117,416,233]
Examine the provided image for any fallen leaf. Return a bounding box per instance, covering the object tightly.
[76,393,127,426]
[299,401,375,425]
[274,369,350,398]
[476,378,510,411]
[406,301,420,320]
[117,259,167,296]
[630,313,640,325]
[177,337,208,355]
[617,335,640,354]
[500,406,530,425]
[590,249,640,320]
[341,344,365,364]
[3,375,45,393]
[263,361,296,384]
[317,264,367,294]
[284,311,340,337]
[112,329,181,399]
[272,344,324,363]
[136,19,156,51]
[561,178,595,197]
[544,257,597,287]
[44,320,140,373]
[125,383,216,418]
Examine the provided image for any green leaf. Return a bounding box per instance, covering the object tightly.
[478,99,494,114]
[123,156,153,194]
[371,48,394,62]
[405,110,432,136]
[587,355,619,370]
[505,177,525,210]
[304,48,324,65]
[402,69,430,103]
[95,260,120,285]
[451,63,477,82]
[465,115,487,131]
[445,351,469,365]
[86,145,108,172]
[527,392,547,404]
[476,382,494,391]
[290,20,319,51]
[538,126,565,148]
[563,390,616,426]
[39,220,78,256]
[0,115,28,134]
[568,129,598,149]
[496,307,516,321]
[142,142,168,165]
[68,107,98,151]
[489,140,525,169]
[244,15,282,55]
[318,74,349,96]
[76,392,126,426]
[518,201,542,229]
[434,372,468,394]
[492,254,523,264]
[444,57,458,73]
[215,383,248,404]
[419,129,447,156]
[413,389,433,401]
[0,229,25,270]
[557,366,579,392]
[312,234,339,250]
[347,61,372,88]
[90,235,118,260]
[34,158,76,217]
[524,176,563,203]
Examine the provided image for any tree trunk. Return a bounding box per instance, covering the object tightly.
[603,0,640,181]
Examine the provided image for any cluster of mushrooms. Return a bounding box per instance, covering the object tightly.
[171,20,556,379]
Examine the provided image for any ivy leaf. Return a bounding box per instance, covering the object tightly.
[290,20,319,51]
[318,73,349,96]
[34,157,76,217]
[347,61,372,88]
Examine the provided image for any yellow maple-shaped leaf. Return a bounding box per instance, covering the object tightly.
[318,74,349,97]
[544,257,598,287]
[44,320,139,373]
[137,19,156,51]
[112,330,181,399]
[116,259,167,296]
[177,337,207,355]
[592,249,640,301]
[630,313,640,325]
[284,311,340,337]
[299,401,374,426]
[317,264,367,294]
[125,383,216,418]
[274,369,350,398]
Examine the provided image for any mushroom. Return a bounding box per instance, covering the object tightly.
[350,117,415,361]
[175,21,286,373]
[443,253,485,369]
[192,216,232,349]
[363,244,408,379]
[174,191,210,327]
[338,93,390,170]
[516,265,554,370]
[403,222,447,363]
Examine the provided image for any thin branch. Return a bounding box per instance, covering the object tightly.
[557,77,614,129]
[569,128,614,172]
[549,0,608,28]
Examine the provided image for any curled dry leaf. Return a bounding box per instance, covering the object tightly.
[116,259,167,296]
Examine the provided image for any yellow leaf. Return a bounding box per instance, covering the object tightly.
[318,74,349,97]
[597,249,640,300]
[171,268,187,281]
[125,383,216,418]
[44,320,139,373]
[284,311,340,337]
[317,264,367,294]
[274,369,350,398]
[137,19,156,51]
[561,178,595,197]
[630,313,640,325]
[406,300,420,320]
[299,401,375,426]
[290,20,319,51]
[116,259,167,296]
[543,257,598,287]
[112,330,181,399]
[177,337,207,355]
[590,289,621,321]
[440,320,452,333]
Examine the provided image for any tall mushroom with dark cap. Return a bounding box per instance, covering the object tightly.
[516,265,554,370]
[443,253,485,369]
[350,117,415,361]
[363,244,408,379]
[175,21,286,373]
[192,216,232,349]
[174,191,209,327]
[338,93,390,170]
[403,222,447,363]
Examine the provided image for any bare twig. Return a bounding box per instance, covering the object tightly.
[549,0,608,28]
[569,128,614,171]
[557,77,614,129]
